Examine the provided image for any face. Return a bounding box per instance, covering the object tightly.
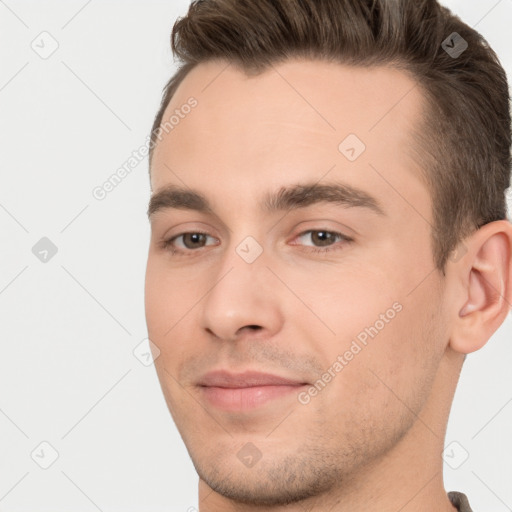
[145,59,450,506]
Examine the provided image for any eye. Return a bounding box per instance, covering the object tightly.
[292,230,352,253]
[160,229,352,257]
[161,231,219,254]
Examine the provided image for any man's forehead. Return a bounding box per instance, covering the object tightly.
[167,58,423,122]
[154,59,425,176]
[151,58,429,220]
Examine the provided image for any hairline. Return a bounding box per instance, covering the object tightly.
[149,57,430,169]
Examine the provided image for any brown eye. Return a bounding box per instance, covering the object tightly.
[291,229,354,255]
[309,231,337,246]
[296,230,346,248]
[181,233,208,249]
[162,231,218,254]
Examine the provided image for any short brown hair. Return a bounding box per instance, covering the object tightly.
[149,0,511,273]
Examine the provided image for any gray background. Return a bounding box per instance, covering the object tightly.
[0,0,511,510]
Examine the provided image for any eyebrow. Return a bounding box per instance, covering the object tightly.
[147,181,386,219]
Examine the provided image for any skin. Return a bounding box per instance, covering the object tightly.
[145,58,512,511]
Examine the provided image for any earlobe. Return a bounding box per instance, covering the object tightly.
[449,220,512,355]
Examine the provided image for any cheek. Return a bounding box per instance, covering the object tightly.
[145,256,207,380]
[297,299,441,464]
[144,259,168,337]
[305,262,443,417]
[144,255,194,336]
[283,258,402,351]
[145,260,193,417]
[341,286,441,419]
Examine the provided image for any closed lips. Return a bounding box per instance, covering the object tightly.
[198,370,308,388]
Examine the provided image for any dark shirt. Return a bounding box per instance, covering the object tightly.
[448,491,474,512]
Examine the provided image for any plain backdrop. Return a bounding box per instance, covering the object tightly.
[0,1,511,511]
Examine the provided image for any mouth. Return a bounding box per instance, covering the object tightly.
[197,370,309,411]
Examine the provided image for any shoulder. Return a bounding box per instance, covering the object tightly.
[448,491,474,512]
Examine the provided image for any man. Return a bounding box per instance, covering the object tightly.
[144,0,512,510]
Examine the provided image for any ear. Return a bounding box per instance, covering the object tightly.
[448,220,512,355]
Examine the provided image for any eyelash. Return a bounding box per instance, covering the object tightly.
[160,229,353,256]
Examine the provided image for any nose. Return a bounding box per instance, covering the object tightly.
[200,250,284,343]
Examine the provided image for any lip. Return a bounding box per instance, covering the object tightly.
[197,370,308,411]
[198,370,307,388]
